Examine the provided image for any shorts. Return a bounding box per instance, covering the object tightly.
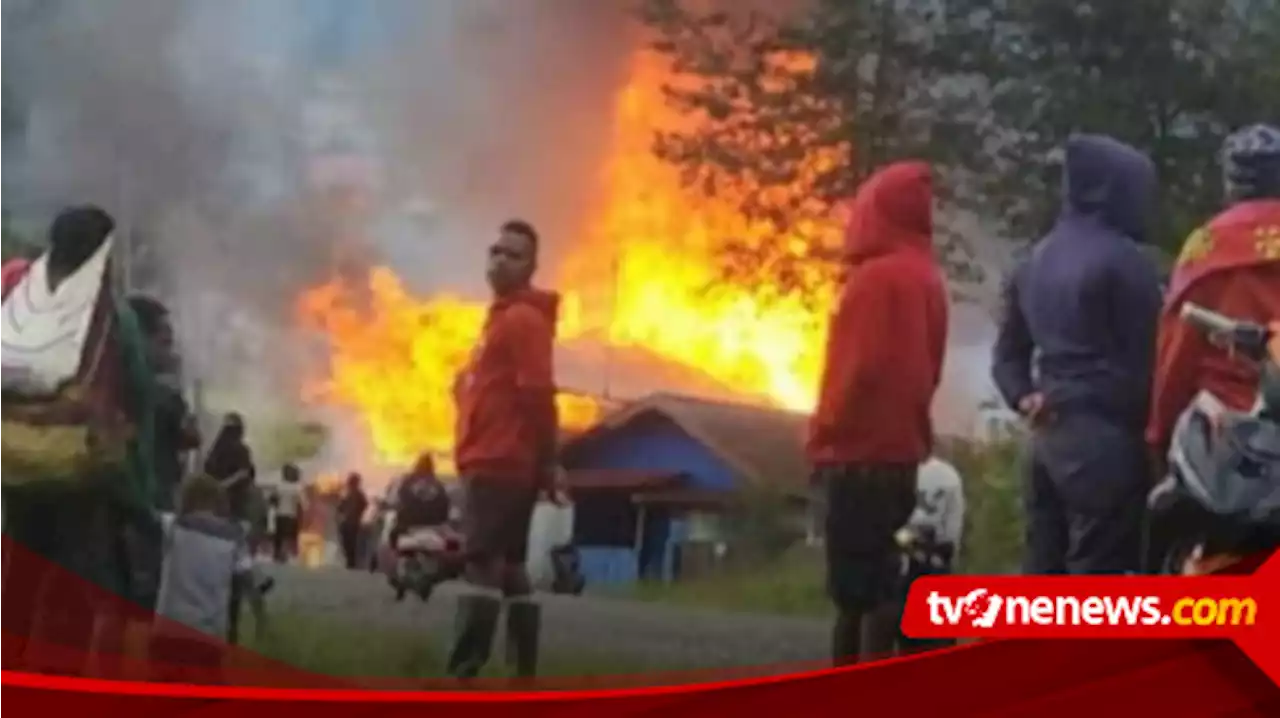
[461,477,537,565]
[815,463,918,612]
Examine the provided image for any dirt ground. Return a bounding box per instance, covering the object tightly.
[269,563,831,671]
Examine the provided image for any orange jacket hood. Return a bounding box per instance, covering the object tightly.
[842,161,935,264]
[493,287,561,332]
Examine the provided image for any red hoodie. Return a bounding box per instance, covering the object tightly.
[453,287,560,486]
[806,161,949,466]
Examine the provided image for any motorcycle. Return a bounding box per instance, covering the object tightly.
[377,509,466,602]
[1146,302,1280,574]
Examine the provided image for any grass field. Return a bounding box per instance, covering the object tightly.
[243,610,674,685]
[623,546,832,618]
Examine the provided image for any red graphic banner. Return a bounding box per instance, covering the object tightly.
[2,537,1279,715]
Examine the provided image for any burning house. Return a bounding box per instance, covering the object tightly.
[294,49,838,473]
[291,38,1007,578]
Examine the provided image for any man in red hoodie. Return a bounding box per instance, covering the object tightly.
[808,161,949,665]
[447,219,563,680]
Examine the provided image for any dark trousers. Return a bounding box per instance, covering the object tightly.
[1024,412,1148,575]
[460,478,537,594]
[2,493,132,672]
[814,464,917,665]
[274,516,299,563]
[227,580,242,646]
[818,465,918,612]
[339,523,361,570]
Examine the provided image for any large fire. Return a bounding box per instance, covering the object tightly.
[296,50,843,473]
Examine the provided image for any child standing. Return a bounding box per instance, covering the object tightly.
[272,464,307,563]
[150,474,267,683]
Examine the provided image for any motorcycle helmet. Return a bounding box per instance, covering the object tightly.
[1222,123,1280,202]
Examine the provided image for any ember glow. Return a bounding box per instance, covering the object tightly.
[297,50,843,471]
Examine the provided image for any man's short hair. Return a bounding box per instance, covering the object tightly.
[500,219,539,254]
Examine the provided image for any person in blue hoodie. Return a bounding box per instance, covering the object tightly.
[992,134,1164,575]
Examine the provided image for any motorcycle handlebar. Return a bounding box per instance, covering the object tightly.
[1179,302,1273,363]
[1180,303,1238,336]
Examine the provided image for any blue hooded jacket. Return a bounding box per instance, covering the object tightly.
[992,135,1164,428]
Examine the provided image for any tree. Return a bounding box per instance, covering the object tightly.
[638,0,849,306]
[955,0,1280,251]
[637,0,998,309]
[797,0,1007,293]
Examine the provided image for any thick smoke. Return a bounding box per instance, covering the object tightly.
[3,0,635,421]
[3,0,1012,454]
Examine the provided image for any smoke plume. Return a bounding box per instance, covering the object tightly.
[3,0,635,416]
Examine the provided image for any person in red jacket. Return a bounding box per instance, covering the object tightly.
[1147,124,1280,465]
[447,219,565,681]
[1145,125,1280,573]
[807,161,949,666]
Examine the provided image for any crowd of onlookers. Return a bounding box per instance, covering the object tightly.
[0,203,403,682]
[3,121,1276,685]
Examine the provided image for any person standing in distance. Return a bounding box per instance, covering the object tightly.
[448,219,566,681]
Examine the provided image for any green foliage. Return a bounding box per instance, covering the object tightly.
[638,0,1280,285]
[719,485,804,560]
[944,436,1026,575]
[967,0,1280,249]
[627,544,830,618]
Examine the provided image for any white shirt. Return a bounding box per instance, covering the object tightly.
[275,481,306,519]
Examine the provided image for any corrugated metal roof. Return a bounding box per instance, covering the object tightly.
[562,392,810,498]
[565,468,682,492]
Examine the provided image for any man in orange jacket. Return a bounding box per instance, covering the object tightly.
[447,219,565,681]
[808,161,949,665]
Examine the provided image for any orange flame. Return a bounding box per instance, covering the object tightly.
[296,50,842,471]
